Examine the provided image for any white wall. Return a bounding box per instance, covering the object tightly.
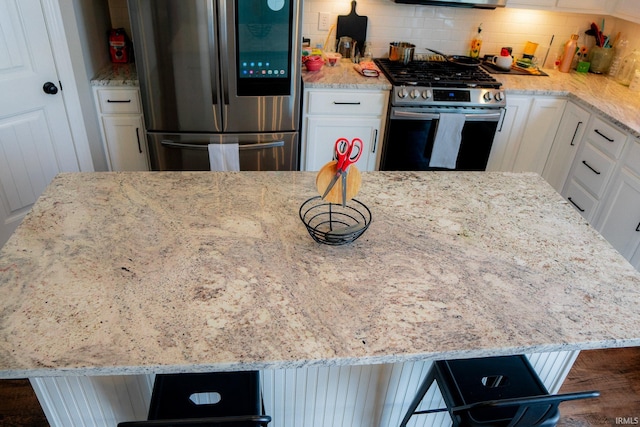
[58,0,112,171]
[301,0,640,68]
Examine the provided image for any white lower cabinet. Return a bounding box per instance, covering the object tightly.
[562,116,628,222]
[301,89,389,172]
[487,94,565,174]
[595,137,640,269]
[93,87,149,171]
[542,101,591,192]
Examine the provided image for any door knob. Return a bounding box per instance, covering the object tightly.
[43,82,59,95]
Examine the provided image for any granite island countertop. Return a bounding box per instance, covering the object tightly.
[1,171,639,379]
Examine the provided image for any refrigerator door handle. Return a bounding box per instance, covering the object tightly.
[161,140,285,151]
[217,0,230,105]
[208,0,220,105]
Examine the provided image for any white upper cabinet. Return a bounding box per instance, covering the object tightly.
[506,0,555,9]
[612,0,640,24]
[507,0,613,14]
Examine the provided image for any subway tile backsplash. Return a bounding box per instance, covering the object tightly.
[303,0,640,67]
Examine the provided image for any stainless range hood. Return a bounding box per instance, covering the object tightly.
[392,0,506,8]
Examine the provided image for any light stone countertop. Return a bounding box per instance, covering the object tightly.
[91,63,138,86]
[1,171,639,378]
[495,68,640,138]
[302,59,392,90]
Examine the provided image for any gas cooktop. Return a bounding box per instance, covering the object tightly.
[374,58,502,89]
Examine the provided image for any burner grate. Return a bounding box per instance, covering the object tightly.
[374,58,501,88]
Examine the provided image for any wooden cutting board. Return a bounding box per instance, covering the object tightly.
[316,161,362,205]
[336,1,367,56]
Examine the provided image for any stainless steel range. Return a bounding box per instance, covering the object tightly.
[375,58,506,171]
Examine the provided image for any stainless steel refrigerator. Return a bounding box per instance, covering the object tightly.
[128,0,302,171]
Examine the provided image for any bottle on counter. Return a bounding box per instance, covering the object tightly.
[616,49,640,86]
[608,39,629,78]
[469,24,483,59]
[559,34,579,73]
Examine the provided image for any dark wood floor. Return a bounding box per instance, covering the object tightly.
[0,347,639,426]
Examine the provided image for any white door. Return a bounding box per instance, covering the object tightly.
[0,0,80,246]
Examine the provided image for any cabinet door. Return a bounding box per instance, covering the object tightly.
[542,102,591,192]
[102,115,149,171]
[595,168,640,260]
[614,0,640,24]
[506,0,555,8]
[512,97,566,174]
[556,0,609,13]
[304,117,380,172]
[486,95,531,171]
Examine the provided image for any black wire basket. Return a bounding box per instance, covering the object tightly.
[299,196,372,245]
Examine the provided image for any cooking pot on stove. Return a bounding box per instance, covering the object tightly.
[389,42,415,65]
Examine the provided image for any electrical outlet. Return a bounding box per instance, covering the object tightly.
[318,12,331,31]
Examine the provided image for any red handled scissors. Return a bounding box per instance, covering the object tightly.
[321,138,363,206]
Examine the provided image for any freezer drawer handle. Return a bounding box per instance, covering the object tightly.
[582,160,601,175]
[594,129,614,142]
[160,140,285,151]
[567,197,585,212]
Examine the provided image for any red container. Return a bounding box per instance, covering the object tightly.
[304,56,324,71]
[109,28,131,63]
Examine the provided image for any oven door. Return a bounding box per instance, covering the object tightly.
[381,107,504,171]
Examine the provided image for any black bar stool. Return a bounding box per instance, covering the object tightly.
[118,371,271,427]
[399,355,599,427]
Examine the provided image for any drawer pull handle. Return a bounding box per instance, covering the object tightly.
[570,121,583,146]
[136,128,142,154]
[582,160,601,175]
[567,197,585,212]
[594,129,614,142]
[333,101,361,105]
[107,99,132,103]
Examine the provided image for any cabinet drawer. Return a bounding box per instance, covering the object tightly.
[307,91,386,115]
[97,88,141,114]
[573,142,615,198]
[564,180,597,221]
[585,116,627,159]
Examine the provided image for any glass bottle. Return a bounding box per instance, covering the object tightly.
[469,24,483,59]
[616,49,640,86]
[362,42,373,61]
[608,39,628,78]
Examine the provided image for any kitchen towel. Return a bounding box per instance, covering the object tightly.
[429,113,466,169]
[208,143,240,171]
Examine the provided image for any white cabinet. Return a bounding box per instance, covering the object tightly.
[301,89,389,172]
[562,116,628,222]
[613,0,640,24]
[93,87,149,171]
[486,95,531,171]
[506,0,555,8]
[511,97,566,174]
[486,94,565,174]
[595,137,640,269]
[507,0,611,13]
[542,101,591,192]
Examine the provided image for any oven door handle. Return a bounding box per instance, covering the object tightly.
[392,110,503,121]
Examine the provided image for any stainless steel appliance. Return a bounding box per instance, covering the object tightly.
[128,0,302,171]
[374,58,506,171]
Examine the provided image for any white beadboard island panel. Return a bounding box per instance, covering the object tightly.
[31,351,577,427]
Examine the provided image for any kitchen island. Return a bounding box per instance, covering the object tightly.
[1,171,639,425]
